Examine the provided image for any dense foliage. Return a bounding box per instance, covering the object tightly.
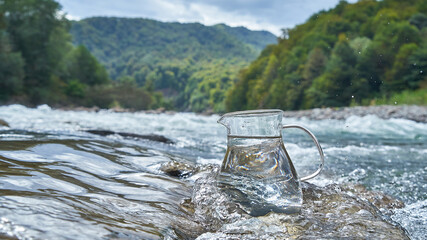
[0,0,154,109]
[226,0,427,111]
[70,17,276,112]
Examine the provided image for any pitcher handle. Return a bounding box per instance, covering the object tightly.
[282,124,324,181]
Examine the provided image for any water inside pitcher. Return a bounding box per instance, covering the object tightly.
[217,109,324,216]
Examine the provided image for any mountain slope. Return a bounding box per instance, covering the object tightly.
[70,17,277,111]
[213,23,277,51]
[226,0,427,111]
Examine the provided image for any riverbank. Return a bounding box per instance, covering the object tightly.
[282,105,427,123]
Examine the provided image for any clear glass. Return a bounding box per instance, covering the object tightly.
[217,109,323,216]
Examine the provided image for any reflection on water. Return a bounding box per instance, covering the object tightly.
[0,105,426,239]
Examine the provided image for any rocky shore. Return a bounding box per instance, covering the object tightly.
[282,105,427,123]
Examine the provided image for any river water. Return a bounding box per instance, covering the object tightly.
[0,104,425,239]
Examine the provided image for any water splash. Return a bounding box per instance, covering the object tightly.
[190,166,249,231]
[392,200,427,240]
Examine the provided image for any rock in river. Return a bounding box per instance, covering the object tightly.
[185,168,409,239]
[0,118,9,127]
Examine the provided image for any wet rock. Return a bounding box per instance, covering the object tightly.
[190,169,409,239]
[144,108,167,114]
[109,106,130,113]
[165,110,176,115]
[198,109,214,116]
[160,160,196,178]
[0,119,9,127]
[85,129,174,144]
[58,106,100,112]
[292,183,409,239]
[339,183,405,210]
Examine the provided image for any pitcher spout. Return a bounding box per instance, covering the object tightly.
[217,115,228,127]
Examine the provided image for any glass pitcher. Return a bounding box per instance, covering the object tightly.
[217,109,324,216]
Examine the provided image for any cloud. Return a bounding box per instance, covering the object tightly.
[57,0,358,36]
[59,11,81,21]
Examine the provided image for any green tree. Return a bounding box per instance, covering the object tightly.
[307,35,357,107]
[225,71,250,111]
[66,45,109,86]
[0,30,24,101]
[267,72,305,110]
[248,54,279,108]
[1,0,70,103]
[409,13,427,29]
[383,43,419,93]
[303,48,328,81]
[403,43,427,89]
[65,79,85,99]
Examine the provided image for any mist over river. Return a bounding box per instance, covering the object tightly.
[0,104,426,239]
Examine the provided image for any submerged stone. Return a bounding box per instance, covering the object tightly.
[160,160,196,178]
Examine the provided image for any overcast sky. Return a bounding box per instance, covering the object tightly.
[57,0,358,36]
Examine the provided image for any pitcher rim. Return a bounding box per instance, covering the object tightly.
[219,109,283,120]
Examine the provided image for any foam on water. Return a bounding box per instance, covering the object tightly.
[286,114,427,139]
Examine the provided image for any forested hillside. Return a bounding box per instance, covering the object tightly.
[70,17,277,112]
[0,0,159,110]
[226,0,427,111]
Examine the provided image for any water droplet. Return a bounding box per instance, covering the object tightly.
[358,51,361,54]
[420,70,423,74]
[394,101,397,105]
[351,95,354,98]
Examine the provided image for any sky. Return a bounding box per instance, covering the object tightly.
[57,0,358,36]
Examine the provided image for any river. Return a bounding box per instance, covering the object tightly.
[0,104,425,239]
